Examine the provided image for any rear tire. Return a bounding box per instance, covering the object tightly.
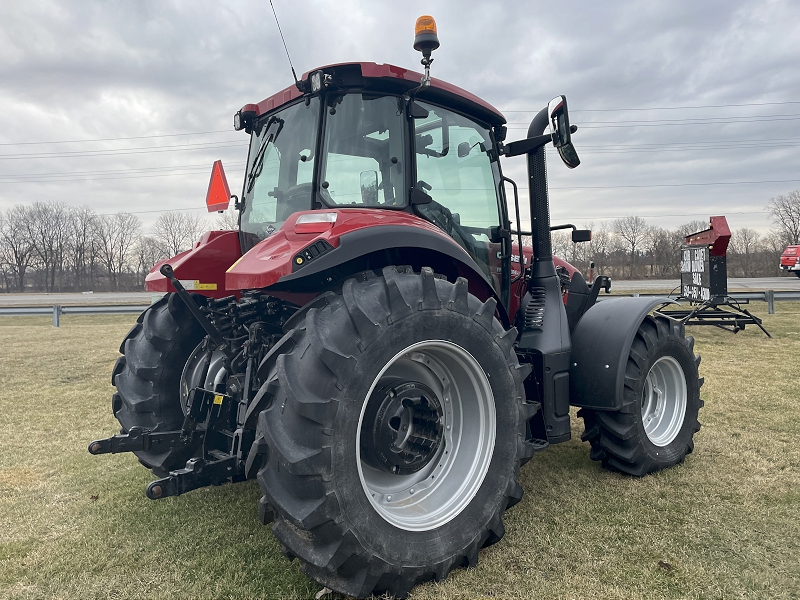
[578,315,703,476]
[111,293,205,475]
[254,267,536,598]
[794,271,800,278]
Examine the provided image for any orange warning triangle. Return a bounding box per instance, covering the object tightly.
[206,160,231,212]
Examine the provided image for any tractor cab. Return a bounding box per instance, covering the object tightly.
[233,62,511,297]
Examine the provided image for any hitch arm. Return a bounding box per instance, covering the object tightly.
[146,456,238,499]
[159,263,226,347]
[88,427,204,455]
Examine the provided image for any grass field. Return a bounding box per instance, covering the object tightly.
[1,304,798,599]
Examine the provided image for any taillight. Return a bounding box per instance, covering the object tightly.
[295,212,337,234]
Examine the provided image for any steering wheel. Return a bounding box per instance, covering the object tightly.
[276,183,313,221]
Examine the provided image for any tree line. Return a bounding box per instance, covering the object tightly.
[534,191,799,281]
[0,202,237,293]
[1,191,798,292]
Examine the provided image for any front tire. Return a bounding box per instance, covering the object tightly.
[254,267,535,598]
[578,315,703,476]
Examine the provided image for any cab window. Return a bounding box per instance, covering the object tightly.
[241,98,319,242]
[319,94,406,207]
[414,102,502,284]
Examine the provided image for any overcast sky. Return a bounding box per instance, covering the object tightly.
[1,0,798,234]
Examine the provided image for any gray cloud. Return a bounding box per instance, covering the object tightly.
[1,0,798,233]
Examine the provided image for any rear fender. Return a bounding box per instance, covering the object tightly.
[226,210,509,325]
[569,297,676,410]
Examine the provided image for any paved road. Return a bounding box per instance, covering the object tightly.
[1,277,798,306]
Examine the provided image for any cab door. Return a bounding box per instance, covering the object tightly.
[413,102,510,305]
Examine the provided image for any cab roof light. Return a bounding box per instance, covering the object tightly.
[309,70,332,93]
[234,104,258,132]
[413,16,440,58]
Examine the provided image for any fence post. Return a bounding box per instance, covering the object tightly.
[766,290,775,315]
[53,305,61,327]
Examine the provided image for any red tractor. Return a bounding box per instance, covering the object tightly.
[90,17,703,599]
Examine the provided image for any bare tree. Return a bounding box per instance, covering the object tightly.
[215,208,239,230]
[152,211,208,257]
[582,222,611,277]
[761,230,789,276]
[95,213,142,289]
[551,230,572,263]
[643,226,679,278]
[613,216,648,278]
[25,201,70,292]
[135,236,168,287]
[767,190,800,244]
[65,206,99,291]
[0,206,35,291]
[730,228,761,277]
[675,220,710,240]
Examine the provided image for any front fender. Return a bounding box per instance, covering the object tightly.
[569,297,676,410]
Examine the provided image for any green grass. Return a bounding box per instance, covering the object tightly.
[1,306,798,599]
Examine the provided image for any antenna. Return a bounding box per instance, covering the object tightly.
[269,0,301,89]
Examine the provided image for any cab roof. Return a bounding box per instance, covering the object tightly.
[240,62,506,127]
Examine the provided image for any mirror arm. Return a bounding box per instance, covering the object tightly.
[550,223,576,232]
[500,134,551,157]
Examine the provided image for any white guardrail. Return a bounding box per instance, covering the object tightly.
[0,304,148,326]
[0,290,798,327]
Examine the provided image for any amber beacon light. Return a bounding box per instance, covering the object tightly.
[413,15,440,57]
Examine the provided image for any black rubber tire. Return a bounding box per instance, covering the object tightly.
[111,293,206,476]
[253,266,536,599]
[794,271,800,278]
[578,315,703,477]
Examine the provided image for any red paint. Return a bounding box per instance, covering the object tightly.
[781,245,800,268]
[206,160,231,213]
[684,215,731,257]
[145,230,242,298]
[241,62,505,125]
[143,209,580,324]
[226,209,452,290]
[505,242,580,317]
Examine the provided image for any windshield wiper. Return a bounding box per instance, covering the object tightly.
[246,116,284,193]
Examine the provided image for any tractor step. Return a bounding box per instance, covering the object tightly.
[87,427,203,456]
[530,438,549,453]
[146,455,239,500]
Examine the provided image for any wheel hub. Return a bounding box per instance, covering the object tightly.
[360,379,444,475]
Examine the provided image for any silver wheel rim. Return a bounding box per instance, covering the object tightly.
[641,355,687,447]
[356,340,496,532]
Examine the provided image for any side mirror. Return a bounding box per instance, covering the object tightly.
[548,95,581,169]
[407,99,430,119]
[457,141,471,158]
[360,170,379,205]
[572,229,592,243]
[206,160,231,212]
